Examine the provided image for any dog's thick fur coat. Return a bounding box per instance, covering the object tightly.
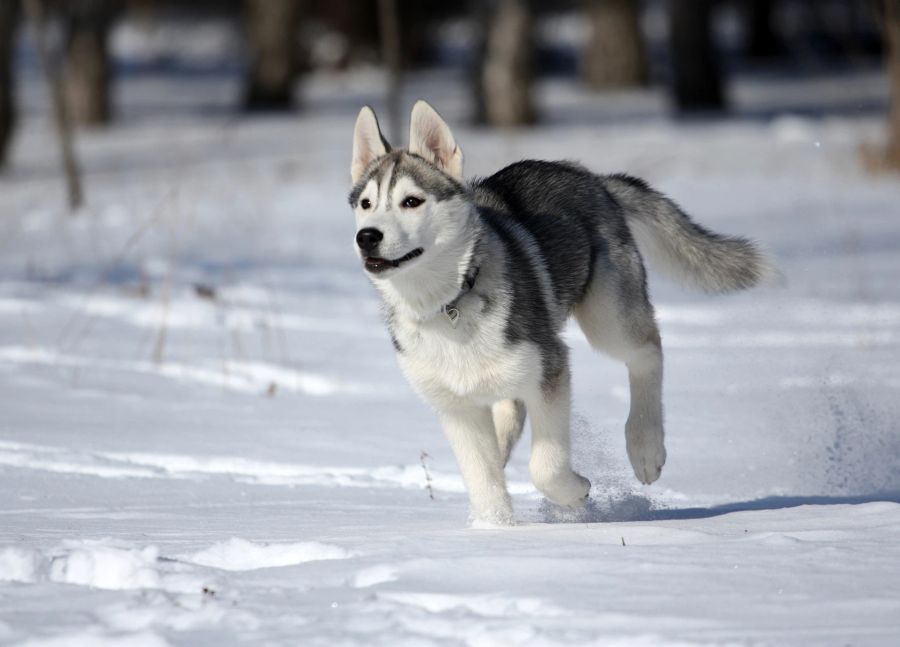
[349,101,774,524]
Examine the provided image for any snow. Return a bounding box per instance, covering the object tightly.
[2,31,900,646]
[181,538,352,571]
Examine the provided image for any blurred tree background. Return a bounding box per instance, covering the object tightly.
[0,0,897,180]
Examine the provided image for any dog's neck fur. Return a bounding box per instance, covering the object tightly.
[375,203,483,322]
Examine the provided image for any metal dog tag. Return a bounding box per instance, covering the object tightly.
[444,307,460,327]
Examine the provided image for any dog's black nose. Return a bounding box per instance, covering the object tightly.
[356,228,383,252]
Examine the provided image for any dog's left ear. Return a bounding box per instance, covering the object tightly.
[351,106,391,184]
[408,100,463,180]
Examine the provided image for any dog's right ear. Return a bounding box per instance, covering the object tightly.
[351,106,390,184]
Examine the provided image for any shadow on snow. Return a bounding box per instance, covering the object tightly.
[539,491,900,524]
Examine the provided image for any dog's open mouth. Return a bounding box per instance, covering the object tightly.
[364,248,424,274]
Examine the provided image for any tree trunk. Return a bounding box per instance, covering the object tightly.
[243,0,301,111]
[474,0,534,127]
[0,0,17,168]
[885,0,900,167]
[582,0,647,89]
[26,0,84,210]
[63,0,115,126]
[378,0,402,143]
[743,0,784,60]
[669,0,726,112]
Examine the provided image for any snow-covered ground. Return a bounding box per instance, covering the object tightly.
[1,44,900,645]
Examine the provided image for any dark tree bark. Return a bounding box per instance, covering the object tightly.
[26,0,84,210]
[395,0,432,68]
[243,0,302,111]
[313,0,379,67]
[473,0,534,127]
[62,0,115,126]
[669,0,726,112]
[582,0,647,89]
[885,0,900,167]
[0,0,17,168]
[743,0,784,60]
[378,0,402,143]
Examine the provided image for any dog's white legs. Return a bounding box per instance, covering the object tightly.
[524,374,591,506]
[439,404,514,524]
[492,399,526,466]
[574,255,666,484]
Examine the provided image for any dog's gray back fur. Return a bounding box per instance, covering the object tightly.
[473,160,634,320]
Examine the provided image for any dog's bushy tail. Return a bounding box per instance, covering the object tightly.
[604,173,780,294]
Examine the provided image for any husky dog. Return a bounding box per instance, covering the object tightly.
[349,100,773,524]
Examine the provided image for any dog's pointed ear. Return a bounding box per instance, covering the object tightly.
[351,106,390,184]
[408,100,463,180]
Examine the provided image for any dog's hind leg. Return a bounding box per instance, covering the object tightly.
[574,252,666,484]
[524,364,592,507]
[492,399,526,466]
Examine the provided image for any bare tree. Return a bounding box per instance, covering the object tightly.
[62,0,115,126]
[742,0,784,60]
[669,0,726,112]
[0,0,17,169]
[378,0,402,142]
[473,0,534,127]
[863,0,900,171]
[582,0,647,89]
[243,0,302,111]
[885,0,900,167]
[26,0,84,210]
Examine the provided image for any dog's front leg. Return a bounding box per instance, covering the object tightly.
[438,403,514,525]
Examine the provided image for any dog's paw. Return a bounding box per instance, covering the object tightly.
[469,503,515,527]
[468,487,515,526]
[626,428,666,485]
[531,467,591,508]
[470,514,516,529]
[554,472,591,507]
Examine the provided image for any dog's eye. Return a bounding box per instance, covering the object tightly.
[360,198,371,210]
[402,196,423,209]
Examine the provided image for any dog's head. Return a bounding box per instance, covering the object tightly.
[348,101,472,279]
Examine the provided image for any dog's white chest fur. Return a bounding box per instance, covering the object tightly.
[394,300,537,405]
